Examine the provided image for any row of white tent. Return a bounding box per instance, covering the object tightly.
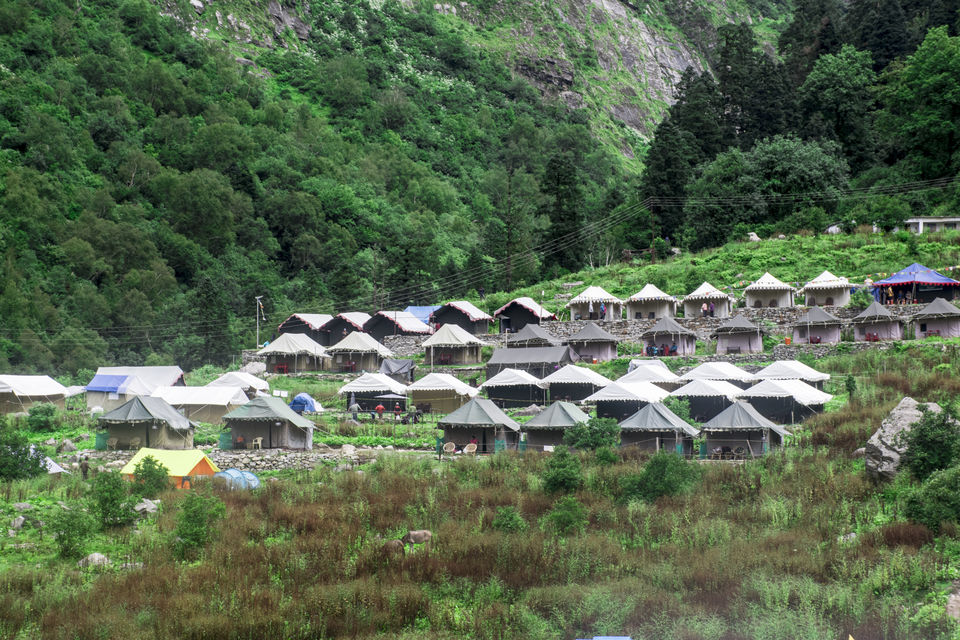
[338,360,832,420]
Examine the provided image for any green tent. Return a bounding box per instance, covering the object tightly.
[223,396,315,450]
[98,396,196,449]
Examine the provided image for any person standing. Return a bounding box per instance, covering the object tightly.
[394,403,402,421]
[80,457,90,481]
[701,302,708,318]
[709,302,715,317]
[375,403,385,420]
[348,401,361,421]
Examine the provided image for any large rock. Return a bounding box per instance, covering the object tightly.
[78,553,111,568]
[61,439,77,453]
[339,444,356,457]
[134,499,159,514]
[865,397,942,481]
[11,516,25,530]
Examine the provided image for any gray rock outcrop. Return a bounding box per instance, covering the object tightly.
[865,397,942,481]
[78,553,111,568]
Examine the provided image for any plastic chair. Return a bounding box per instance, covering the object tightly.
[251,437,263,450]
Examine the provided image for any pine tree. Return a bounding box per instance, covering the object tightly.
[845,0,911,71]
[779,0,843,87]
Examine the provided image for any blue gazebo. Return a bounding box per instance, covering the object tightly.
[874,263,960,304]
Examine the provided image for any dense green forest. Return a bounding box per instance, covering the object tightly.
[1,0,960,374]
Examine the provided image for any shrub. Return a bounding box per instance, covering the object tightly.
[594,446,618,466]
[900,406,960,481]
[563,417,620,450]
[663,396,692,424]
[619,452,701,502]
[905,465,960,532]
[547,496,588,536]
[91,471,136,527]
[174,491,226,558]
[541,446,583,494]
[0,428,46,480]
[26,403,59,431]
[132,455,171,498]
[49,507,95,558]
[491,506,527,533]
[848,289,873,309]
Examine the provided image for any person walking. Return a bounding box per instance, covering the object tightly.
[348,401,361,421]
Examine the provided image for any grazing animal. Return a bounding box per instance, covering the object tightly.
[381,538,405,556]
[401,529,432,550]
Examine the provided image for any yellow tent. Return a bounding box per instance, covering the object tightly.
[121,448,219,488]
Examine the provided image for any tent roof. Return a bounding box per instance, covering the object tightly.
[86,374,152,395]
[799,270,849,292]
[641,316,696,338]
[121,448,219,476]
[404,305,442,324]
[584,381,669,403]
[745,272,794,292]
[702,401,790,436]
[566,322,618,343]
[617,365,680,384]
[408,372,478,396]
[422,323,488,347]
[796,306,842,325]
[567,285,622,306]
[91,366,183,392]
[480,368,546,389]
[711,315,762,336]
[671,379,743,398]
[367,311,433,334]
[852,300,896,323]
[738,379,833,406]
[0,375,66,397]
[327,312,372,331]
[98,396,195,431]
[875,262,960,287]
[487,346,579,366]
[223,396,315,429]
[277,313,333,331]
[379,359,415,376]
[494,297,557,320]
[685,282,729,300]
[338,372,408,396]
[914,297,960,319]
[432,301,492,322]
[258,332,328,357]
[627,283,677,302]
[327,331,394,357]
[507,323,561,346]
[542,364,613,387]
[207,371,269,392]
[152,386,249,407]
[438,397,519,431]
[755,360,830,383]
[619,402,699,436]
[628,359,671,373]
[680,362,756,382]
[524,401,590,430]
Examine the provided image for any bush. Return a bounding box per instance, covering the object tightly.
[0,427,46,480]
[491,506,527,533]
[594,446,618,466]
[900,406,960,481]
[132,455,171,498]
[547,496,588,536]
[541,446,583,494]
[26,403,59,431]
[848,289,873,309]
[174,491,226,558]
[563,417,620,450]
[49,507,95,558]
[91,472,136,527]
[905,465,960,532]
[619,452,701,502]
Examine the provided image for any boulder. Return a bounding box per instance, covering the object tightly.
[948,584,960,620]
[13,503,33,512]
[865,397,942,481]
[45,438,56,446]
[339,444,356,456]
[747,232,761,242]
[11,516,25,530]
[78,553,111,568]
[61,439,77,452]
[134,499,159,514]
[8,529,16,537]
[852,447,866,457]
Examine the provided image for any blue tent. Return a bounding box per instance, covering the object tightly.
[874,263,960,303]
[289,392,317,414]
[404,305,441,325]
[214,468,260,490]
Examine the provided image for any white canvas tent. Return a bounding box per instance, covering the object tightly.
[754,360,830,389]
[0,375,68,414]
[584,381,669,421]
[326,331,394,371]
[408,373,478,413]
[86,366,184,412]
[207,371,269,397]
[338,372,408,411]
[626,284,677,320]
[670,379,743,422]
[258,332,328,373]
[566,286,623,321]
[737,379,833,423]
[679,362,757,388]
[542,365,613,402]
[683,282,733,318]
[422,323,487,367]
[744,273,795,308]
[480,368,547,408]
[151,386,249,424]
[799,270,851,306]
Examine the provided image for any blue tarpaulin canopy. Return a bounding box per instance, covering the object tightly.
[289,392,317,413]
[404,305,441,325]
[875,263,960,287]
[86,374,132,393]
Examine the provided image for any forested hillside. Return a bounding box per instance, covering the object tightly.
[2,0,960,375]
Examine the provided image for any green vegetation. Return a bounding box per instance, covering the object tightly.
[174,490,226,558]
[541,445,583,493]
[132,455,172,498]
[562,416,621,450]
[0,427,46,481]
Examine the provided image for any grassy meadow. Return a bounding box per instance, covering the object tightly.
[1,342,960,639]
